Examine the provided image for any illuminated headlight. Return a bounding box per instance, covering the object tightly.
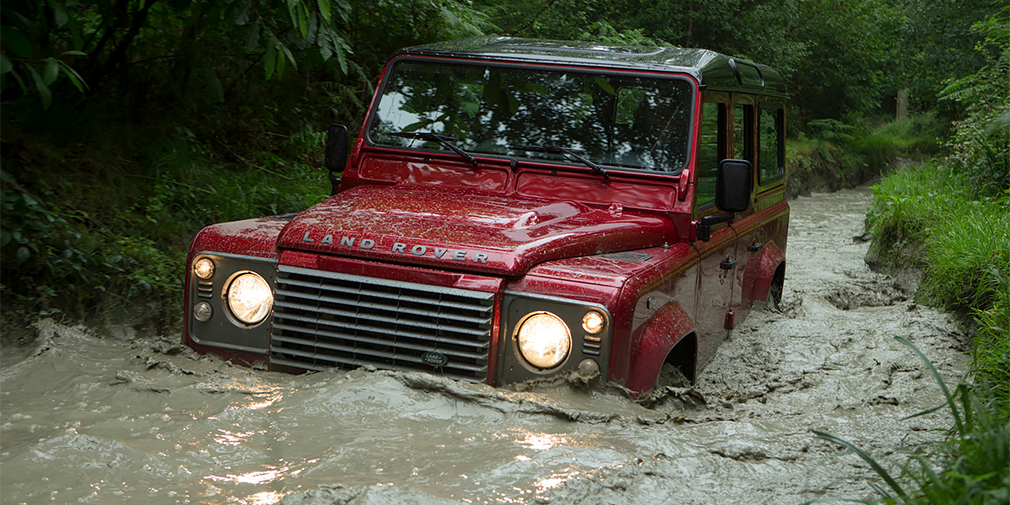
[193,258,215,279]
[226,272,273,325]
[582,310,605,334]
[516,312,571,369]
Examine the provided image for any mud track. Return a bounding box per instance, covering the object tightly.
[0,186,970,504]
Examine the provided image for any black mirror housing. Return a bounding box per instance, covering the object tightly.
[325,124,349,195]
[716,159,753,213]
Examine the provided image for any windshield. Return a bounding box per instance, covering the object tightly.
[368,58,694,173]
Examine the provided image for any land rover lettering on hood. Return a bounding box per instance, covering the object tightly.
[183,37,789,393]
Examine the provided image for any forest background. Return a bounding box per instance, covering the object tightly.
[0,0,1002,326]
[2,0,1008,502]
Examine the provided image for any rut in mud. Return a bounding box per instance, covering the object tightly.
[0,186,970,505]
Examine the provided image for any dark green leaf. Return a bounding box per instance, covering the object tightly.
[1,28,32,58]
[43,58,59,85]
[0,54,12,75]
[317,0,332,23]
[234,0,252,26]
[17,246,30,264]
[318,26,332,61]
[50,1,70,27]
[57,60,87,92]
[265,42,276,79]
[26,65,52,109]
[245,22,260,52]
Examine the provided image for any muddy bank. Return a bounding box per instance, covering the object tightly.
[785,146,879,199]
[0,187,970,504]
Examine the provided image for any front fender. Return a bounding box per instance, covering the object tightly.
[626,302,696,392]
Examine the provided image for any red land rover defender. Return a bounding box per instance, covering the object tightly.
[183,38,789,392]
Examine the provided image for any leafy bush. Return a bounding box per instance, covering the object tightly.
[938,9,1010,197]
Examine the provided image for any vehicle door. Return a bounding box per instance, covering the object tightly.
[693,98,739,366]
[732,101,787,322]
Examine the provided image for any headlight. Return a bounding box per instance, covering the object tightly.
[516,312,571,369]
[193,258,215,279]
[582,310,605,334]
[226,272,273,325]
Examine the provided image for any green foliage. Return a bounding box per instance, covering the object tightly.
[973,295,1010,418]
[938,7,1010,197]
[891,0,1006,113]
[852,114,942,170]
[866,163,1009,311]
[920,201,1010,312]
[810,337,1010,505]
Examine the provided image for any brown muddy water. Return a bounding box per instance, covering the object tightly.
[1,187,971,505]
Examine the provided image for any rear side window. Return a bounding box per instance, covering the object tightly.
[758,105,784,187]
[734,103,754,163]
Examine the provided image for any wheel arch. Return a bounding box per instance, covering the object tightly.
[625,302,696,392]
[749,242,786,304]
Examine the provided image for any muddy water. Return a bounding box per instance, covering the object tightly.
[1,187,971,505]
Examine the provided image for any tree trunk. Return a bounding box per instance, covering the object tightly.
[896,88,909,120]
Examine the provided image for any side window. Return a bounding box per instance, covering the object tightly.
[734,103,754,163]
[697,102,727,208]
[758,105,784,187]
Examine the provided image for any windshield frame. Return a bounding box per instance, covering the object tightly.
[363,55,699,177]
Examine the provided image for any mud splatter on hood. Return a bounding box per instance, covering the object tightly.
[277,184,678,276]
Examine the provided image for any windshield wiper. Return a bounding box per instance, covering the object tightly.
[390,131,478,168]
[508,144,609,180]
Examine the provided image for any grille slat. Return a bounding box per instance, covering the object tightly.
[277,277,493,314]
[270,265,495,382]
[272,333,488,371]
[273,315,489,350]
[273,298,490,337]
[272,322,489,360]
[275,287,492,325]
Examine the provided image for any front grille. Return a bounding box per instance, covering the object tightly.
[270,265,495,381]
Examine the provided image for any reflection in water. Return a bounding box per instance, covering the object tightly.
[517,433,558,451]
[244,491,284,505]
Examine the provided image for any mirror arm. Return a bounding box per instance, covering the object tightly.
[697,214,734,242]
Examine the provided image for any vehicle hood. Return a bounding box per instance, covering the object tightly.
[277,184,678,276]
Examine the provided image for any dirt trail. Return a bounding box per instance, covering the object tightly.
[0,186,970,505]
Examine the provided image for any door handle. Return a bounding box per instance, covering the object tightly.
[748,242,764,252]
[720,258,738,270]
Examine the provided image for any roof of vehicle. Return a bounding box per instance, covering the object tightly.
[398,37,788,98]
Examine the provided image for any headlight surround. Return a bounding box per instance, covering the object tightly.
[515,311,571,370]
[226,272,274,325]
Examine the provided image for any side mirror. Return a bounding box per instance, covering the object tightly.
[324,124,349,195]
[715,159,753,213]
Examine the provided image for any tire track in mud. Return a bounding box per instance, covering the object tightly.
[0,187,971,505]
